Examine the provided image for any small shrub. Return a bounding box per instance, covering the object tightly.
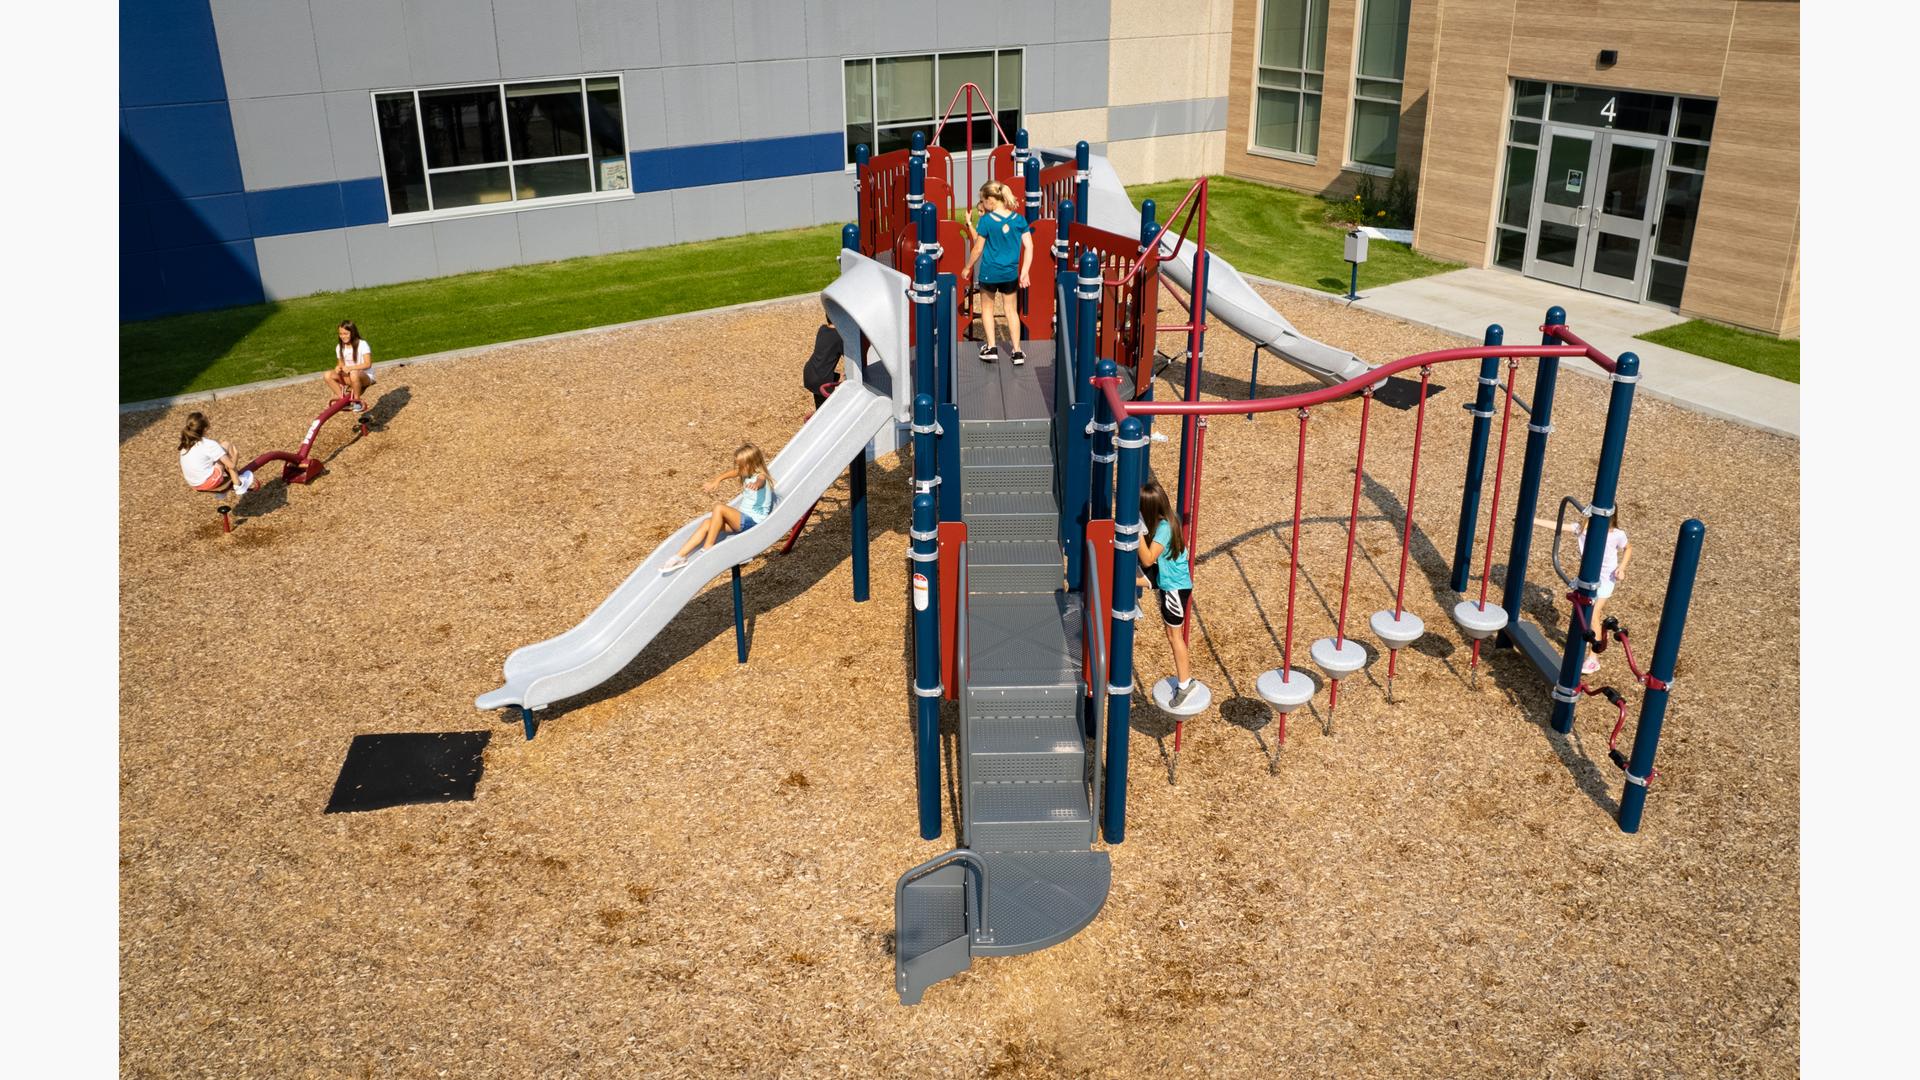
[1322,170,1418,231]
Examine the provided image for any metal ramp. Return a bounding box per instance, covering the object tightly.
[895,347,1112,1006]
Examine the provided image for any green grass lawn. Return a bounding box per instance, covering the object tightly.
[1635,319,1800,384]
[1124,175,1459,294]
[120,224,844,403]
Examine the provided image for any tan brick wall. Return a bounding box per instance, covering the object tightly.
[1107,0,1233,182]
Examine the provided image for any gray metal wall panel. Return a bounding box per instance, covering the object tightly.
[494,0,584,79]
[811,171,854,224]
[209,0,323,99]
[516,201,603,264]
[578,0,663,71]
[743,175,814,234]
[595,191,676,254]
[233,94,339,190]
[325,91,381,179]
[1106,97,1229,142]
[432,213,524,274]
[403,0,501,85]
[670,183,747,244]
[256,230,354,300]
[804,57,847,134]
[656,0,735,66]
[733,0,808,62]
[736,61,812,141]
[620,68,670,152]
[934,1,996,51]
[872,0,937,55]
[345,222,440,288]
[1050,41,1108,112]
[803,0,876,57]
[311,0,413,91]
[661,64,740,146]
[1054,0,1110,42]
[1022,44,1056,114]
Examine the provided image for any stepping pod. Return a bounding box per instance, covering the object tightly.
[1370,610,1424,702]
[1150,677,1212,785]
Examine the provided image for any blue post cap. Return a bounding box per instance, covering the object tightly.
[1118,416,1143,441]
[1075,140,1090,167]
[855,144,870,165]
[1485,323,1504,345]
[1142,221,1161,249]
[1058,199,1074,236]
[1545,304,1567,327]
[912,491,936,523]
[1141,198,1156,223]
[915,252,936,282]
[841,223,860,250]
[914,391,934,417]
[1096,358,1118,379]
[912,130,926,151]
[1616,351,1640,376]
[1079,251,1099,276]
[1016,128,1029,149]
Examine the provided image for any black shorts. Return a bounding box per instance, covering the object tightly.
[1156,587,1193,627]
[977,278,1017,295]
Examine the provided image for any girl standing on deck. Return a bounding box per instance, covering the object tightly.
[962,180,1033,366]
[324,320,375,411]
[1137,478,1199,710]
[661,444,777,573]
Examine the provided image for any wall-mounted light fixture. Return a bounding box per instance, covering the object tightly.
[1598,49,1619,68]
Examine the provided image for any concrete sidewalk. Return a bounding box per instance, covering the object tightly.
[1349,268,1798,437]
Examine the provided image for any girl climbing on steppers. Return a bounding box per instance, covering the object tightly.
[962,180,1033,366]
[177,412,255,502]
[1137,477,1200,710]
[1538,508,1634,674]
[660,444,777,573]
[324,320,376,412]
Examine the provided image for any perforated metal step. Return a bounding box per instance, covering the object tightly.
[961,419,1051,449]
[963,491,1059,543]
[968,781,1092,851]
[969,713,1086,784]
[966,684,1083,722]
[973,850,1111,957]
[966,595,1082,686]
[968,540,1063,594]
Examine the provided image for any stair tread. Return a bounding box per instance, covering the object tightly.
[963,445,1054,467]
[969,713,1086,756]
[973,850,1111,957]
[966,539,1062,567]
[969,780,1090,824]
[962,491,1059,516]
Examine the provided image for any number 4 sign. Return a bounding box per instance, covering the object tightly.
[1601,97,1618,124]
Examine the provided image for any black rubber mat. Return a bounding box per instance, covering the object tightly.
[325,731,490,813]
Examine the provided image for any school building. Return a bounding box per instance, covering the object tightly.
[121,1,1797,337]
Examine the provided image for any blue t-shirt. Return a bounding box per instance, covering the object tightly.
[1150,519,1191,590]
[976,211,1030,283]
[730,475,774,521]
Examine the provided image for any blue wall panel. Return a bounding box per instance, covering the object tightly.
[341,179,391,228]
[120,0,228,107]
[121,103,246,200]
[148,193,254,249]
[166,241,265,314]
[741,133,845,182]
[248,183,347,237]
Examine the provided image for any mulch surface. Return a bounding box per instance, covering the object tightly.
[120,285,1798,1078]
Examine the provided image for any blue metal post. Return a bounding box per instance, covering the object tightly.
[936,273,956,407]
[1139,199,1156,247]
[912,253,937,407]
[520,707,535,741]
[1074,141,1091,224]
[913,392,937,502]
[1076,251,1100,401]
[1063,401,1092,591]
[1551,351,1641,734]
[938,402,962,522]
[1102,417,1147,844]
[1015,126,1029,162]
[1449,325,1506,592]
[917,200,939,265]
[841,223,859,252]
[853,146,869,244]
[910,491,942,840]
[1023,154,1041,223]
[732,565,748,662]
[1091,359,1119,520]
[908,132,926,218]
[1499,306,1566,644]
[1616,519,1705,834]
[851,448,869,603]
[1057,198,1073,256]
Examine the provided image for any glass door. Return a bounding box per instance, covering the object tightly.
[1524,127,1598,289]
[1580,132,1664,301]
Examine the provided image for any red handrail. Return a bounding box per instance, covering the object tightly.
[1542,323,1618,372]
[931,81,1013,147]
[1095,342,1602,421]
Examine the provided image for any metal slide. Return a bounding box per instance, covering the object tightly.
[475,381,896,715]
[1077,153,1378,387]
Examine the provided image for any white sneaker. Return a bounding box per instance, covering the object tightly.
[1149,431,1170,443]
[233,470,255,496]
[660,555,689,574]
[1582,655,1600,675]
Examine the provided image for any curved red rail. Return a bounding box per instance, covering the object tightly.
[1094,342,1607,421]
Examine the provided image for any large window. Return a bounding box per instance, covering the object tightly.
[372,75,629,220]
[842,50,1023,165]
[1349,0,1411,171]
[1253,0,1328,159]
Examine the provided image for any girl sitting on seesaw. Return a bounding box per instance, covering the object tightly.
[324,320,376,412]
[660,444,777,573]
[178,412,256,502]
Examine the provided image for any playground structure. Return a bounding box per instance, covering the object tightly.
[209,394,370,533]
[469,83,1706,1006]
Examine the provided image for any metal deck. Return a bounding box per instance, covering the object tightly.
[954,340,1058,422]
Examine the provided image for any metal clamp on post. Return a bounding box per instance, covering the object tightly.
[1076,274,1101,301]
[908,549,938,563]
[1110,607,1141,622]
[1106,682,1135,697]
[1478,375,1500,387]
[1463,405,1494,419]
[1052,237,1069,260]
[906,192,924,211]
[1085,419,1117,435]
[913,476,942,494]
[916,240,943,259]
[1075,169,1090,183]
[1091,451,1117,464]
[910,420,942,435]
[1552,684,1581,704]
[910,527,939,543]
[1587,504,1615,518]
[1528,422,1555,435]
[909,282,938,305]
[1644,675,1673,692]
[1612,371,1641,384]
[1623,771,1650,788]
[914,682,945,699]
[1115,432,1149,450]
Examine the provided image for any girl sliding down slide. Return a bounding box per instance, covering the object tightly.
[178,413,255,502]
[661,444,777,573]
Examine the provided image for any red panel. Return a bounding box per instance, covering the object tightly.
[1083,519,1116,694]
[1038,162,1075,220]
[989,144,1017,184]
[1022,218,1057,342]
[1068,223,1160,395]
[939,521,967,700]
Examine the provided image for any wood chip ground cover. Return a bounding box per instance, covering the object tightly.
[120,288,1798,1077]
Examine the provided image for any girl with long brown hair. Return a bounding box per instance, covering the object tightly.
[661,444,777,573]
[324,319,376,412]
[177,412,254,501]
[1137,477,1198,709]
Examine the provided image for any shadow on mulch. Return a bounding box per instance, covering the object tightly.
[325,730,492,813]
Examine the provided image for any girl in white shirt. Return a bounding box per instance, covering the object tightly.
[324,320,375,412]
[177,412,254,501]
[1539,509,1634,674]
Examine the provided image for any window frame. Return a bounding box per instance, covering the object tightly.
[1346,0,1411,174]
[370,72,633,226]
[840,48,1026,170]
[1248,0,1328,164]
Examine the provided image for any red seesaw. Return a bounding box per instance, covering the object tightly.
[215,395,370,534]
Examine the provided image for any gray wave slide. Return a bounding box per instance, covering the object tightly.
[474,380,897,715]
[1077,153,1377,388]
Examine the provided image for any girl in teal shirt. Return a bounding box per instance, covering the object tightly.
[1137,478,1198,709]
